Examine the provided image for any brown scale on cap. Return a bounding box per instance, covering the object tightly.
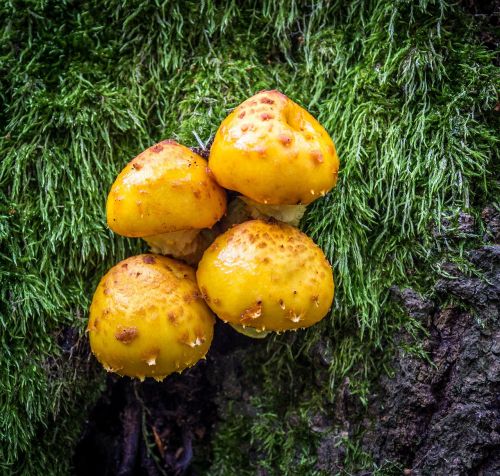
[286,309,303,323]
[260,97,275,104]
[183,291,201,304]
[167,311,178,325]
[200,286,210,303]
[311,150,324,164]
[178,330,206,348]
[89,318,99,332]
[142,347,160,366]
[240,302,263,324]
[115,326,138,344]
[279,134,292,146]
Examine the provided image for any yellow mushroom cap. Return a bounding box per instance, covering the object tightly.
[88,254,215,380]
[107,140,227,237]
[196,220,334,332]
[208,90,339,206]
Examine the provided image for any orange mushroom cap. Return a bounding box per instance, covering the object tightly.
[209,90,339,206]
[197,220,334,333]
[107,140,226,238]
[88,254,215,380]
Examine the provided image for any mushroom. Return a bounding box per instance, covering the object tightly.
[208,90,339,226]
[196,219,334,337]
[107,140,227,262]
[87,254,215,380]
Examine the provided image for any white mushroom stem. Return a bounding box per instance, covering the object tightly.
[145,229,200,256]
[143,229,202,263]
[240,197,307,227]
[145,228,221,264]
[217,196,253,231]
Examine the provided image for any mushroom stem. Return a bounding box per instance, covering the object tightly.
[145,229,209,264]
[240,197,307,227]
[229,323,270,339]
[217,196,253,231]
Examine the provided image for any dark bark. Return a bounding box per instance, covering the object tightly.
[359,244,500,475]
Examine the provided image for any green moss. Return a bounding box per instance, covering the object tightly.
[0,0,498,474]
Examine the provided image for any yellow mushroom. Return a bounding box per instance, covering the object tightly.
[208,90,339,226]
[196,220,334,337]
[106,140,227,262]
[87,254,215,380]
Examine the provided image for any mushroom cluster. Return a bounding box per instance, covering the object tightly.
[88,90,339,380]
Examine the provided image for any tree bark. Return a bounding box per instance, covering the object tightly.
[361,244,500,475]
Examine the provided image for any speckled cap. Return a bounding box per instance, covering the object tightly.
[88,254,215,380]
[208,90,339,205]
[107,140,226,237]
[196,220,334,332]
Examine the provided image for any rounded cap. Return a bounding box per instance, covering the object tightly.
[88,254,215,380]
[209,90,339,205]
[107,140,226,237]
[196,220,334,332]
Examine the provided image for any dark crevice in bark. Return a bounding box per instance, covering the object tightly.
[73,321,257,475]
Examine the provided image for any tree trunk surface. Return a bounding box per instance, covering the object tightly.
[362,245,500,475]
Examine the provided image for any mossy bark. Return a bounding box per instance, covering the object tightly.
[1,1,498,474]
